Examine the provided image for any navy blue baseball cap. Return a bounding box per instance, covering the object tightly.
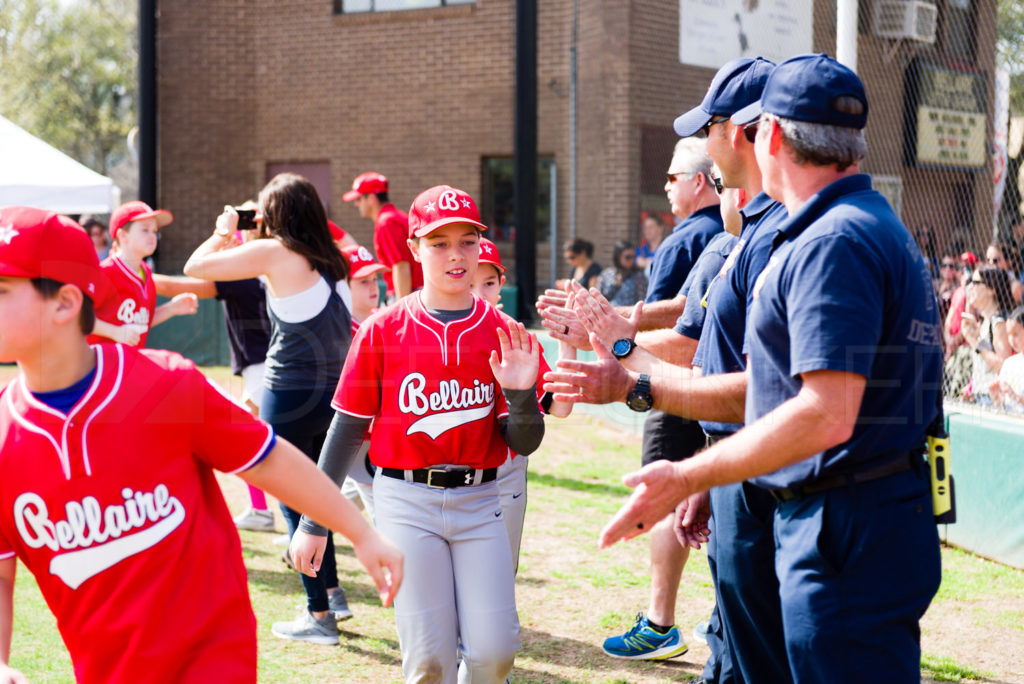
[673,57,776,137]
[731,53,868,129]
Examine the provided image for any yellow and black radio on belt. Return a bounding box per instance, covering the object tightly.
[926,417,956,524]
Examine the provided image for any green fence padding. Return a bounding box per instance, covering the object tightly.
[942,409,1024,569]
[501,285,520,320]
[145,296,230,367]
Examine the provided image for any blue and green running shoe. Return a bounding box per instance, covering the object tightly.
[602,612,689,660]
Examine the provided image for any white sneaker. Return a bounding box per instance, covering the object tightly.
[693,620,710,644]
[272,533,291,547]
[233,507,275,532]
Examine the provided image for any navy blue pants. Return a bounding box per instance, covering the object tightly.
[773,465,941,683]
[704,482,790,684]
[261,386,339,613]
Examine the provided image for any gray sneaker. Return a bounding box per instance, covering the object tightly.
[233,507,275,532]
[329,587,353,621]
[271,609,339,645]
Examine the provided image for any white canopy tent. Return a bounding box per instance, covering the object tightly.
[0,114,120,214]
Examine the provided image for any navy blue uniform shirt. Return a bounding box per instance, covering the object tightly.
[645,206,723,303]
[744,175,943,489]
[674,230,739,341]
[692,193,788,435]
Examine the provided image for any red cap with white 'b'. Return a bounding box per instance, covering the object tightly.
[342,244,389,280]
[407,185,488,239]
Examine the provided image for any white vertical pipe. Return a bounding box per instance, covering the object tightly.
[836,0,859,72]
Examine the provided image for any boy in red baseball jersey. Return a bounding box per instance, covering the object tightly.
[290,186,545,684]
[88,201,198,347]
[0,207,402,684]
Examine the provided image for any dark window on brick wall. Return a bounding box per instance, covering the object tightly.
[335,0,473,13]
[480,156,554,243]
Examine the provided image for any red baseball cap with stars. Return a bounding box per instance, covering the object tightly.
[0,206,105,301]
[478,237,505,274]
[343,172,389,201]
[342,244,389,280]
[407,185,489,239]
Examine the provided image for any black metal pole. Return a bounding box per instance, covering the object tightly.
[514,0,537,323]
[138,0,157,207]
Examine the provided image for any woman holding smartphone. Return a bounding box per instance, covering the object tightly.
[184,172,356,644]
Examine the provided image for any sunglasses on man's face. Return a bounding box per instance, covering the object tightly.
[743,122,759,144]
[695,115,731,139]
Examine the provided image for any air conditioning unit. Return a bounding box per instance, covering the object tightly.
[873,0,938,43]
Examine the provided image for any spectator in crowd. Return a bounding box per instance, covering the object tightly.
[635,213,666,273]
[991,306,1024,411]
[935,254,959,324]
[555,238,602,290]
[184,172,356,644]
[943,256,978,397]
[915,223,940,280]
[81,215,109,260]
[1010,220,1024,278]
[961,265,1015,404]
[597,240,648,306]
[945,252,978,355]
[986,240,1023,303]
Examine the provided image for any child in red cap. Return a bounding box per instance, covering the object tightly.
[290,186,544,684]
[88,200,199,347]
[471,237,574,573]
[343,244,389,333]
[0,206,402,684]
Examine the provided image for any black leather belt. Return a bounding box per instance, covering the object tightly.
[769,453,919,502]
[381,466,498,489]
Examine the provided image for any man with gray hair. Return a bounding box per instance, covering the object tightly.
[553,54,944,680]
[645,137,722,302]
[598,136,722,661]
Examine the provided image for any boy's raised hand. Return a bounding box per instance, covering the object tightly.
[489,321,540,390]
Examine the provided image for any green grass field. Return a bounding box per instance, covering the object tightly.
[3,366,1022,682]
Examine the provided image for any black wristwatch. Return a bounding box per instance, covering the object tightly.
[626,373,654,412]
[612,338,638,359]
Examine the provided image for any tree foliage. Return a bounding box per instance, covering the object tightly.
[0,0,136,174]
